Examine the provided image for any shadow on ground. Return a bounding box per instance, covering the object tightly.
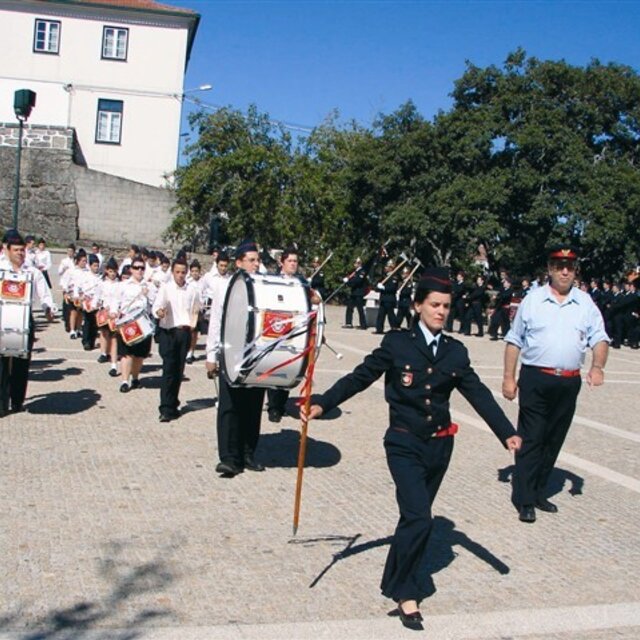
[497,464,584,498]
[259,428,341,468]
[0,541,179,639]
[300,516,510,594]
[26,389,101,415]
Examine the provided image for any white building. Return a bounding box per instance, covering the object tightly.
[0,0,199,186]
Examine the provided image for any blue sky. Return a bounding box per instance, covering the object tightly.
[172,1,640,135]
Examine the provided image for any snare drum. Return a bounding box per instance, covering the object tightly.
[116,310,155,346]
[0,271,33,358]
[83,296,98,313]
[96,308,109,327]
[221,272,318,388]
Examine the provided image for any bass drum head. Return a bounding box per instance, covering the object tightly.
[314,301,325,361]
[221,271,252,386]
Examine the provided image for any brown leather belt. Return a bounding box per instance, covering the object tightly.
[537,367,581,378]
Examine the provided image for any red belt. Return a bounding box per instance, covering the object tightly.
[433,423,459,438]
[538,367,581,378]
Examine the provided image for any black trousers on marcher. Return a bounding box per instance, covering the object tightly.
[376,301,398,332]
[345,295,367,328]
[267,388,289,414]
[157,327,190,415]
[82,310,98,349]
[380,428,454,603]
[512,366,581,507]
[0,321,34,414]
[217,377,265,467]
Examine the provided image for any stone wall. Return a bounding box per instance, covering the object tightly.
[74,166,176,248]
[0,122,176,248]
[0,124,78,243]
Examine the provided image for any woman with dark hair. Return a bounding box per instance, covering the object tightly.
[305,268,521,629]
[114,255,155,393]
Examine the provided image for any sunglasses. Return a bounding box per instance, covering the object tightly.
[131,265,145,270]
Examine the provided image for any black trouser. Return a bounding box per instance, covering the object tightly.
[396,303,412,328]
[445,299,464,331]
[42,270,52,289]
[0,321,34,414]
[345,294,367,328]
[82,310,98,349]
[489,307,510,337]
[267,388,289,415]
[158,327,191,415]
[512,366,581,507]
[375,300,398,332]
[380,428,454,603]
[62,298,73,333]
[463,301,484,336]
[217,377,265,466]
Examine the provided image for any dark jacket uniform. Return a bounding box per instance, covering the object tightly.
[316,327,514,442]
[375,275,399,332]
[314,325,515,602]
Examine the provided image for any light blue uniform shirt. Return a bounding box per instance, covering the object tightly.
[505,284,609,370]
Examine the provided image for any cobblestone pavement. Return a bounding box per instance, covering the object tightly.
[1,278,639,639]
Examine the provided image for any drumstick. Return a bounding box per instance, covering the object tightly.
[323,341,343,360]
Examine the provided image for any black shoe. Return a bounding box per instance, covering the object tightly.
[159,413,172,423]
[69,332,78,340]
[356,326,367,330]
[535,498,558,513]
[83,343,92,351]
[130,379,141,390]
[10,404,25,414]
[397,603,424,630]
[108,368,119,377]
[244,455,265,472]
[186,355,195,364]
[215,461,243,476]
[268,408,283,423]
[489,336,499,341]
[119,383,130,393]
[342,324,353,329]
[519,504,536,523]
[169,408,181,419]
[97,354,109,363]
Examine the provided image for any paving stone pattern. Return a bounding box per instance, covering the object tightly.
[1,291,639,639]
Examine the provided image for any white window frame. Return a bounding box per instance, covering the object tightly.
[95,99,124,145]
[102,26,129,61]
[33,19,61,54]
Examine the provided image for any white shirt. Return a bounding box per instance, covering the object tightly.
[98,277,120,311]
[116,279,155,319]
[58,255,74,276]
[152,278,201,329]
[0,258,54,310]
[34,249,52,271]
[205,273,232,362]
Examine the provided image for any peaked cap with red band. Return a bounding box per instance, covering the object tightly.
[548,245,578,261]
[415,267,452,297]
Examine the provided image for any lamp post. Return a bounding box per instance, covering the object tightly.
[176,84,212,167]
[12,89,36,230]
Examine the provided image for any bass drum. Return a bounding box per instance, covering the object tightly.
[221,271,318,389]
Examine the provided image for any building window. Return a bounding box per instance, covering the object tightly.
[33,19,61,54]
[96,99,123,144]
[102,26,128,61]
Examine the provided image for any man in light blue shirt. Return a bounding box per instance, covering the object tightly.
[502,245,609,523]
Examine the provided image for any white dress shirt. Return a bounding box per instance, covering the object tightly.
[152,278,201,329]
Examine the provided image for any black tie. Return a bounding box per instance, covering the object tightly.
[430,340,437,357]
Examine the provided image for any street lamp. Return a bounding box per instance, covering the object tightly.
[12,89,36,230]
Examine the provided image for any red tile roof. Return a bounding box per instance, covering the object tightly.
[37,0,198,16]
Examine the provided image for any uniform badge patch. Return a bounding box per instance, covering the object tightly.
[401,372,413,387]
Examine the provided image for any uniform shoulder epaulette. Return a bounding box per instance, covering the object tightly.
[442,333,464,347]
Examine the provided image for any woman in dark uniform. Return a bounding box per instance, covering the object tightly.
[305,268,521,629]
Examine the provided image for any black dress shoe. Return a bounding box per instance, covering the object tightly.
[130,379,141,390]
[244,455,265,472]
[215,461,243,476]
[535,498,558,513]
[109,368,119,377]
[97,354,109,363]
[159,413,172,423]
[519,504,536,523]
[397,604,424,630]
[268,408,282,423]
[119,383,130,393]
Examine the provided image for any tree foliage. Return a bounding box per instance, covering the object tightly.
[170,51,640,283]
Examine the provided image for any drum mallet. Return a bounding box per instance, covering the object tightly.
[323,339,343,360]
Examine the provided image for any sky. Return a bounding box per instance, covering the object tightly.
[170,0,640,138]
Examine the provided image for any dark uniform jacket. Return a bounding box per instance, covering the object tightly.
[347,268,367,296]
[315,327,515,445]
[398,281,413,307]
[468,283,486,305]
[378,276,399,304]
